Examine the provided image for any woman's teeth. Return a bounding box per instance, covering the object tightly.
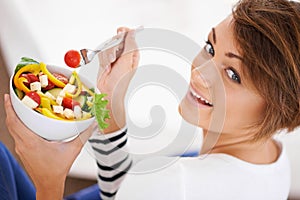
[190,88,213,107]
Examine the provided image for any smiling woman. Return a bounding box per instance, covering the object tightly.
[2,0,300,200]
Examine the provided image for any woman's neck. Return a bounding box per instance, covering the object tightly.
[200,130,280,164]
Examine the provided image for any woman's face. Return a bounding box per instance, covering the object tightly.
[179,16,266,136]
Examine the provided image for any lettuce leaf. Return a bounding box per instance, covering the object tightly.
[93,93,110,130]
[14,57,39,74]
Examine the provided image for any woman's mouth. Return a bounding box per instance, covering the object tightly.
[189,87,213,107]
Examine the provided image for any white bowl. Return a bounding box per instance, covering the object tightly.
[10,65,95,141]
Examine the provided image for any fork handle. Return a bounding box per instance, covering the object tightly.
[97,26,143,53]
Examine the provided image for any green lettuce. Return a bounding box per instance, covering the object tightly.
[93,93,110,130]
[14,57,39,74]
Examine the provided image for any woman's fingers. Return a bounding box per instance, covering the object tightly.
[99,27,138,69]
[4,94,25,141]
[117,27,130,34]
[4,94,45,156]
[98,28,128,69]
[119,29,140,70]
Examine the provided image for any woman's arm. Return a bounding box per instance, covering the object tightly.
[90,27,139,199]
[4,94,97,200]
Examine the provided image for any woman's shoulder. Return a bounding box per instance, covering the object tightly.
[181,139,290,172]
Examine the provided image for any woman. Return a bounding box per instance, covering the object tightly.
[4,0,300,199]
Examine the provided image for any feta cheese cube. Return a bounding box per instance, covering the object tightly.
[63,108,74,119]
[59,90,66,97]
[21,95,39,109]
[53,105,64,114]
[58,84,76,97]
[30,82,41,91]
[45,92,56,100]
[62,84,76,96]
[39,75,48,87]
[73,106,82,119]
[56,96,63,105]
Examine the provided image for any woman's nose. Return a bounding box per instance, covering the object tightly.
[191,59,219,89]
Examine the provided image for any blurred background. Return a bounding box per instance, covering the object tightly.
[0,0,299,198]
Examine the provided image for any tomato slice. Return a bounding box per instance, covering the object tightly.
[64,50,81,68]
[20,73,39,87]
[52,73,69,84]
[42,73,68,91]
[26,91,41,105]
[43,80,55,91]
[62,97,80,110]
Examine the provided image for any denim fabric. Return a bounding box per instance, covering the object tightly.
[0,142,35,200]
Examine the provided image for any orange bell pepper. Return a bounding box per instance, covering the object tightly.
[13,63,40,90]
[17,77,31,93]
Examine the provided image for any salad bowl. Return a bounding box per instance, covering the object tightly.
[9,64,96,141]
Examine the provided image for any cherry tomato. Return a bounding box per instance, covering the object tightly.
[64,50,81,68]
[26,91,41,105]
[62,97,80,110]
[20,73,39,87]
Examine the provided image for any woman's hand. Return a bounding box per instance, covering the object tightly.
[4,94,97,200]
[97,27,139,133]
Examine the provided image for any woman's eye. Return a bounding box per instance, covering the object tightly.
[225,68,241,84]
[204,41,215,56]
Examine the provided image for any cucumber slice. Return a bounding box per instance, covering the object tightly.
[47,88,63,98]
[14,88,24,100]
[74,95,87,107]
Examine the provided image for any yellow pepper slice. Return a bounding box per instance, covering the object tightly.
[17,77,31,94]
[36,91,57,105]
[40,62,66,88]
[40,97,51,110]
[65,71,82,98]
[13,63,40,90]
[41,108,65,121]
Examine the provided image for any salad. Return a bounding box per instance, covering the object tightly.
[12,57,110,129]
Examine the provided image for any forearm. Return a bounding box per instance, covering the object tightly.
[35,178,65,200]
[101,96,126,134]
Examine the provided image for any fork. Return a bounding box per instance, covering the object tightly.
[79,27,143,67]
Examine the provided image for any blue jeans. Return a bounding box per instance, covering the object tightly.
[0,142,101,200]
[0,142,36,200]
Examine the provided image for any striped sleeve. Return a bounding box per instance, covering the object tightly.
[88,127,132,200]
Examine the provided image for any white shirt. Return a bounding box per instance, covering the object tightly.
[89,129,290,200]
[116,141,290,200]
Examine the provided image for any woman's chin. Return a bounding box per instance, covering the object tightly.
[178,100,201,128]
[178,96,211,129]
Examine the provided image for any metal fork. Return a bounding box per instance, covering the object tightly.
[79,27,143,67]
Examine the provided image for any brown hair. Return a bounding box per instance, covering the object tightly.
[232,0,300,140]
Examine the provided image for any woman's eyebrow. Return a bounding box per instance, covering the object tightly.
[212,27,243,61]
[225,52,243,61]
[212,28,217,44]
